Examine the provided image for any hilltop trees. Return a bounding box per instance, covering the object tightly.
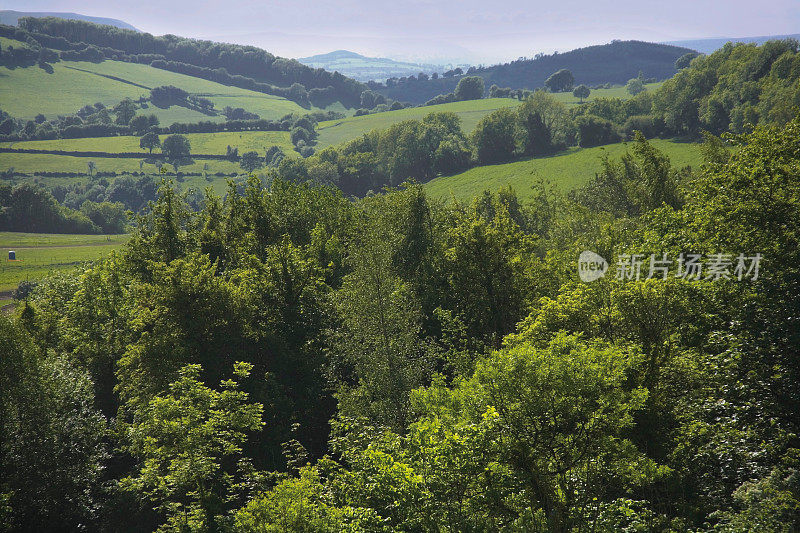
[516,90,570,155]
[651,39,800,134]
[454,76,485,100]
[18,17,367,107]
[675,51,699,69]
[545,68,575,92]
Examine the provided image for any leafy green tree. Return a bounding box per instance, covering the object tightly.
[80,200,127,234]
[471,107,517,164]
[234,466,380,531]
[328,197,431,431]
[139,131,161,154]
[545,69,575,92]
[675,52,699,69]
[130,114,157,134]
[113,98,137,125]
[573,84,590,102]
[240,150,263,173]
[120,363,263,532]
[0,315,107,531]
[440,194,535,345]
[573,133,682,216]
[575,114,621,147]
[516,90,571,154]
[161,134,191,166]
[627,77,646,96]
[454,76,485,101]
[418,333,654,531]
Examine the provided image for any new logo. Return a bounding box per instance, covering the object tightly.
[578,251,608,282]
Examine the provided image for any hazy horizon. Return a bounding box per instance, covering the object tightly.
[4,0,799,64]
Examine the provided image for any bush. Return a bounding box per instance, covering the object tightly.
[576,114,621,147]
[622,114,665,139]
[471,107,517,164]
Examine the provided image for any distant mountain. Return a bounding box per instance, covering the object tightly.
[297,50,443,82]
[376,40,695,104]
[0,10,139,32]
[663,34,800,55]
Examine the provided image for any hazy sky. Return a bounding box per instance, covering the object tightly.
[6,0,800,63]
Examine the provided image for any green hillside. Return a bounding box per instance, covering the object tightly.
[316,98,522,149]
[297,50,436,82]
[0,130,296,188]
[2,130,295,154]
[423,138,701,202]
[315,83,660,149]
[0,60,330,121]
[377,40,692,103]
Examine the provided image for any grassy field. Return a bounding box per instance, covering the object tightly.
[424,138,701,203]
[549,82,662,106]
[0,232,128,292]
[0,151,244,175]
[0,36,34,50]
[0,60,332,121]
[315,83,661,149]
[0,130,296,177]
[2,130,296,154]
[315,98,524,149]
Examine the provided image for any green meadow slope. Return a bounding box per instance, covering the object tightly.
[0,131,296,189]
[423,139,701,202]
[0,60,336,121]
[315,83,661,149]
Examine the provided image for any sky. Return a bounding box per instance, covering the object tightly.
[6,0,800,64]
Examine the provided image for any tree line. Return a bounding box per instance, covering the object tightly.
[371,40,695,104]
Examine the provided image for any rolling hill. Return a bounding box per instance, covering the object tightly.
[315,83,661,149]
[0,60,337,121]
[0,10,139,31]
[423,139,702,202]
[297,50,441,82]
[663,34,800,54]
[375,40,693,104]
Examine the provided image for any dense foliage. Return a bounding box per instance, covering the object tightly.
[374,40,693,104]
[4,110,800,530]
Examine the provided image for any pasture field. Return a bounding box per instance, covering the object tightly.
[315,98,524,149]
[0,232,128,292]
[0,130,296,178]
[0,151,243,175]
[0,36,33,49]
[0,60,332,121]
[0,62,146,119]
[314,84,661,149]
[424,138,700,202]
[549,82,662,105]
[1,130,296,154]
